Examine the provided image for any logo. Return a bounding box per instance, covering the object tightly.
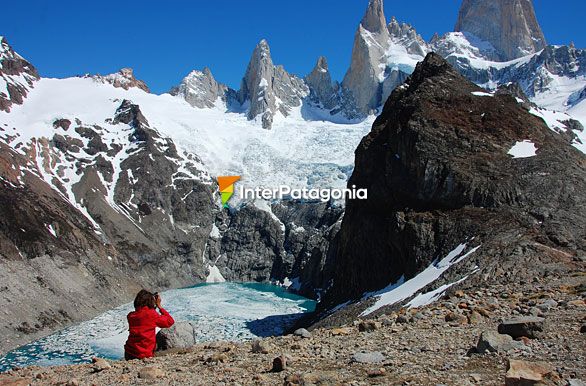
[217,176,241,208]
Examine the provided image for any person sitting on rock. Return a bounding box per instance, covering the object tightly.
[124,289,175,360]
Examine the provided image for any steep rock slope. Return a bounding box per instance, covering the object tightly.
[170,67,234,109]
[455,0,546,61]
[318,53,586,315]
[0,37,39,112]
[237,40,308,129]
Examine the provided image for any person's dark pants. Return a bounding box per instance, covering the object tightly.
[124,351,139,361]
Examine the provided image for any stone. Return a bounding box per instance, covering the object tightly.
[66,379,80,386]
[498,317,545,339]
[205,353,228,363]
[367,368,387,377]
[537,299,558,312]
[352,351,386,364]
[331,327,352,336]
[91,357,111,372]
[505,359,555,386]
[156,321,196,351]
[445,312,467,324]
[468,311,483,324]
[567,380,586,386]
[271,355,287,372]
[396,315,410,324]
[358,320,379,332]
[138,366,165,379]
[476,330,526,354]
[251,339,269,354]
[293,328,312,338]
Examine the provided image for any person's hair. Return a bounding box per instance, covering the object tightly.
[134,289,156,310]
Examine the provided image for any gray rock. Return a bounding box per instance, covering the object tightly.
[342,0,428,115]
[293,328,312,338]
[476,330,526,354]
[498,317,545,339]
[156,321,196,350]
[237,40,308,129]
[454,0,546,61]
[304,56,339,112]
[568,380,586,386]
[537,299,557,312]
[352,351,386,364]
[170,67,231,109]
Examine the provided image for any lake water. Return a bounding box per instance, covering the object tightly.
[0,282,315,371]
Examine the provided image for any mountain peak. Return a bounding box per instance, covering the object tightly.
[238,39,307,129]
[0,36,39,112]
[361,0,387,33]
[170,67,229,109]
[454,0,546,61]
[94,68,150,93]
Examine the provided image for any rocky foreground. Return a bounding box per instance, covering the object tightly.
[1,269,584,386]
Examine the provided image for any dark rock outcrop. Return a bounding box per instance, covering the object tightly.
[0,36,39,112]
[318,53,586,313]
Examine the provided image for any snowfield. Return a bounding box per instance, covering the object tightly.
[0,77,374,199]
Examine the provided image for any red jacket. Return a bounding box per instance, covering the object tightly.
[124,306,174,358]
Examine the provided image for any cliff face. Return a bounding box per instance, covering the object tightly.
[455,0,546,61]
[319,53,586,311]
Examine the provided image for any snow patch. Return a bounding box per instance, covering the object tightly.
[206,265,226,283]
[361,243,481,316]
[508,140,538,158]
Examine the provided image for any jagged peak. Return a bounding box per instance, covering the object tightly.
[361,0,387,33]
[95,68,150,93]
[113,99,149,128]
[313,56,329,73]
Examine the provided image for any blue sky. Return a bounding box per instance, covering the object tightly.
[2,0,584,94]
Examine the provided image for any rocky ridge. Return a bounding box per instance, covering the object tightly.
[0,36,39,112]
[91,68,150,93]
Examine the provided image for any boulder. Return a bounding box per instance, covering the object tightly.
[271,355,287,372]
[505,359,555,386]
[498,317,545,339]
[358,320,379,332]
[156,321,196,350]
[476,330,526,353]
[293,328,312,338]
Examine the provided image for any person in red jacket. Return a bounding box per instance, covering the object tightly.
[124,289,175,360]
